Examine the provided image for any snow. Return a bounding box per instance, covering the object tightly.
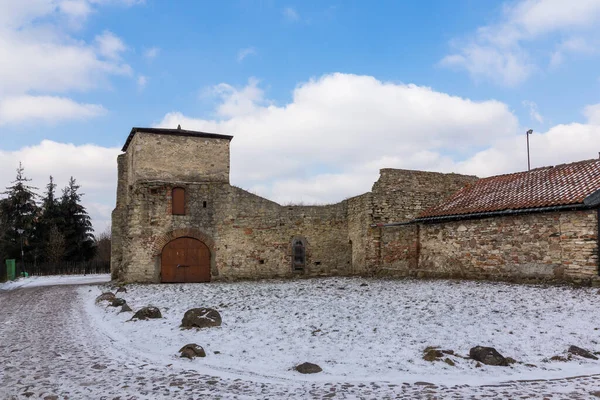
[0,273,110,291]
[82,277,600,386]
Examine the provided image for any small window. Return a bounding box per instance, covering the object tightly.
[203,201,207,208]
[292,238,306,272]
[172,187,185,215]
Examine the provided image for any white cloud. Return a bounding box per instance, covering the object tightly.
[442,0,600,86]
[157,73,521,202]
[0,95,106,125]
[0,0,138,126]
[237,47,256,62]
[584,103,600,125]
[522,100,543,124]
[143,46,160,60]
[137,75,148,90]
[3,74,599,230]
[95,30,127,60]
[283,7,299,21]
[0,140,120,233]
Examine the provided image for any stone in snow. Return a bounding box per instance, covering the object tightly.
[110,298,127,307]
[469,346,509,366]
[568,345,598,360]
[295,362,322,374]
[95,292,115,303]
[132,306,162,320]
[179,343,206,359]
[181,308,222,329]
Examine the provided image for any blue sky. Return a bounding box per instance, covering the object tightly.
[1,0,600,231]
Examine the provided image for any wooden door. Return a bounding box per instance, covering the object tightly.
[161,237,211,283]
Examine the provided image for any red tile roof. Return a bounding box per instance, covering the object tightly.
[418,158,600,220]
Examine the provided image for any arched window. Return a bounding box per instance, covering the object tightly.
[172,187,185,215]
[292,238,306,272]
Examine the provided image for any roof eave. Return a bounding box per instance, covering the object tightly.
[412,203,590,224]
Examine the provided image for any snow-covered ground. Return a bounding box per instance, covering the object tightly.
[83,277,600,386]
[1,274,110,291]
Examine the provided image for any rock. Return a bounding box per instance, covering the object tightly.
[181,308,222,329]
[91,363,106,370]
[120,304,133,313]
[444,358,455,366]
[95,292,115,303]
[295,362,322,374]
[423,348,444,362]
[505,357,517,365]
[360,283,368,287]
[179,343,206,359]
[132,306,162,320]
[590,391,600,397]
[475,362,482,368]
[568,345,598,360]
[116,286,127,293]
[110,298,127,307]
[43,396,59,400]
[549,355,568,362]
[469,346,509,366]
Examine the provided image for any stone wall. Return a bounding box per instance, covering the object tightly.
[376,209,599,283]
[371,169,478,223]
[216,187,350,280]
[347,193,372,274]
[128,132,231,184]
[114,181,351,282]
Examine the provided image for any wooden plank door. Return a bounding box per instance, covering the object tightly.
[161,237,211,283]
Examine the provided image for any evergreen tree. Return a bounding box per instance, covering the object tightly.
[59,177,95,261]
[0,163,38,263]
[36,176,64,263]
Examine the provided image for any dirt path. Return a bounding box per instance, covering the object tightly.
[1,285,600,399]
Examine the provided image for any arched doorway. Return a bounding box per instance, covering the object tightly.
[161,237,211,283]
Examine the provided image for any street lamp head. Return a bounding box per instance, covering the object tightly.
[16,229,24,235]
[526,129,533,135]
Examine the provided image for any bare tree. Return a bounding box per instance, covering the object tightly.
[46,225,66,264]
[94,226,111,263]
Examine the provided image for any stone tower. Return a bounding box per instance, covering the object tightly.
[111,127,233,282]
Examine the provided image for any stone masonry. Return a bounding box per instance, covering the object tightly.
[112,127,600,284]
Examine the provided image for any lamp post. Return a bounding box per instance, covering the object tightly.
[526,129,533,171]
[16,228,24,275]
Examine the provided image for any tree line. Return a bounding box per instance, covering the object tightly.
[0,163,108,267]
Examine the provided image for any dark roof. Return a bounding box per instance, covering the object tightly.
[417,158,600,220]
[122,127,233,152]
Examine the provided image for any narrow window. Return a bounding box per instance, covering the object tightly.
[292,239,306,272]
[203,201,207,208]
[172,187,185,215]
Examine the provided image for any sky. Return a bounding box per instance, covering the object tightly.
[1,0,600,233]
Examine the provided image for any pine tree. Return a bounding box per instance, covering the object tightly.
[37,176,65,263]
[59,177,96,261]
[0,163,38,263]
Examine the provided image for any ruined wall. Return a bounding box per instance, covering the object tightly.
[376,209,599,283]
[216,187,350,279]
[347,193,372,274]
[110,154,128,280]
[128,132,231,183]
[378,224,419,276]
[371,169,478,224]
[115,182,351,282]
